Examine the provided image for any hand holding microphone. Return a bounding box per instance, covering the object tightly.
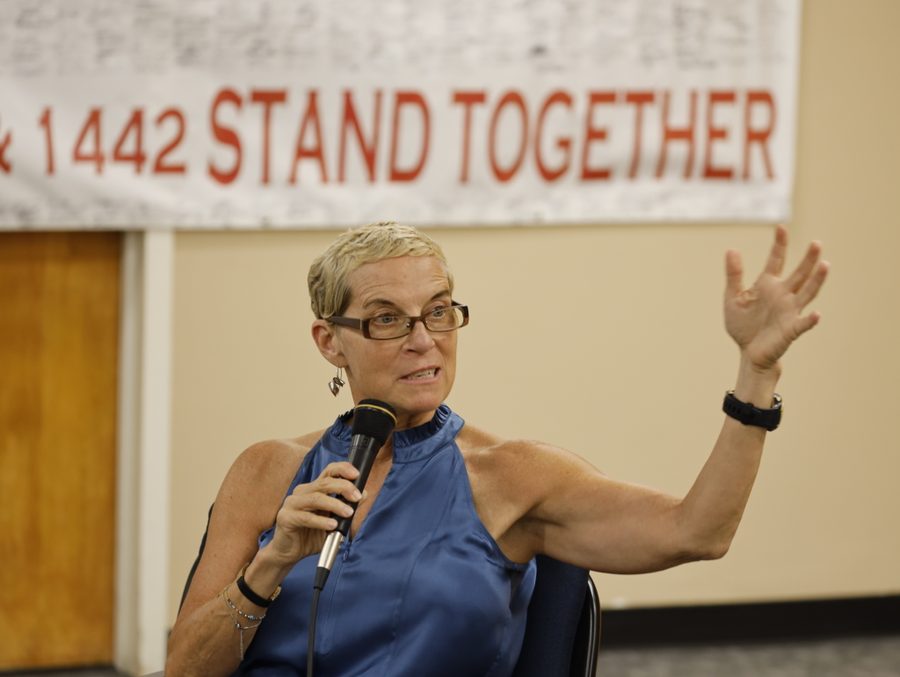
[315,399,397,589]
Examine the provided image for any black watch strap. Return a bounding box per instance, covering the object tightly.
[236,563,281,607]
[722,390,782,431]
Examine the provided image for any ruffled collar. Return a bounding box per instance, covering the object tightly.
[330,404,458,464]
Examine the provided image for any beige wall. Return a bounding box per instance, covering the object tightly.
[168,0,900,621]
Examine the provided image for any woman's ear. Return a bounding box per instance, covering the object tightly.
[312,319,346,367]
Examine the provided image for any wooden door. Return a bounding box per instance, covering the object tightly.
[0,232,120,670]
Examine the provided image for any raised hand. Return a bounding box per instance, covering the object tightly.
[724,225,829,373]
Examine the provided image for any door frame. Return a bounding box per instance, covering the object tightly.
[115,230,173,676]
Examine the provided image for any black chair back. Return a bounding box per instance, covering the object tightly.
[512,555,600,677]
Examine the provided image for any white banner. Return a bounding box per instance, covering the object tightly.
[0,0,800,229]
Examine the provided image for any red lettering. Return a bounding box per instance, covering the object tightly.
[656,90,697,178]
[112,109,146,174]
[703,90,735,180]
[208,88,242,185]
[452,90,487,183]
[0,131,10,174]
[580,91,616,180]
[625,91,655,179]
[250,89,287,185]
[743,90,776,180]
[73,108,105,174]
[488,90,528,182]
[534,90,573,182]
[289,91,327,184]
[153,108,187,175]
[389,91,430,182]
[339,90,382,183]
[37,108,53,175]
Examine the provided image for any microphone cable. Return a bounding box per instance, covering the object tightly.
[307,585,321,676]
[306,565,330,676]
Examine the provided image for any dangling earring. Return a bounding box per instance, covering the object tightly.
[328,367,345,397]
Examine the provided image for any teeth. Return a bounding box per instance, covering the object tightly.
[406,368,436,379]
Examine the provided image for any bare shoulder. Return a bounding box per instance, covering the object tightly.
[216,429,326,525]
[459,423,598,488]
[458,424,609,562]
[175,429,324,622]
[458,425,597,554]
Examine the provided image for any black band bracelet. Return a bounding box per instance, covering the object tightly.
[236,563,281,607]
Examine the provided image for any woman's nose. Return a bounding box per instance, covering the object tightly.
[403,318,436,350]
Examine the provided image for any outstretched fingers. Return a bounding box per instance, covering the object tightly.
[792,309,822,340]
[795,259,830,308]
[785,240,824,292]
[764,224,789,276]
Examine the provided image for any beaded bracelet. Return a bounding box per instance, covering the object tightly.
[221,584,265,660]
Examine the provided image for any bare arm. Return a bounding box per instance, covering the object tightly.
[165,438,362,676]
[507,227,829,573]
[510,360,776,573]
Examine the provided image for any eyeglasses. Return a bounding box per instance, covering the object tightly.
[328,303,469,340]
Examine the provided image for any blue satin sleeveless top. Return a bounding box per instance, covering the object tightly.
[235,405,537,676]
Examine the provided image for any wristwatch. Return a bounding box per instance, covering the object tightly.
[722,390,782,431]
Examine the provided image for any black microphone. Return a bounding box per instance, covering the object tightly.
[314,399,397,590]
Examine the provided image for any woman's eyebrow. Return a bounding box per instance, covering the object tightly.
[361,298,403,311]
[361,290,451,311]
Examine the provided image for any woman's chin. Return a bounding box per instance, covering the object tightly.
[391,394,447,428]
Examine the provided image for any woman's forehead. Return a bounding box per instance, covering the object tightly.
[347,255,451,307]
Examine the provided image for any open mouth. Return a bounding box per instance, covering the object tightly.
[401,367,439,381]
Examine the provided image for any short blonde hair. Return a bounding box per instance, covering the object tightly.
[308,221,453,319]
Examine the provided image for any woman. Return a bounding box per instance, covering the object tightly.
[166,221,829,675]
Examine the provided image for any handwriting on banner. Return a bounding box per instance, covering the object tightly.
[6,86,778,187]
